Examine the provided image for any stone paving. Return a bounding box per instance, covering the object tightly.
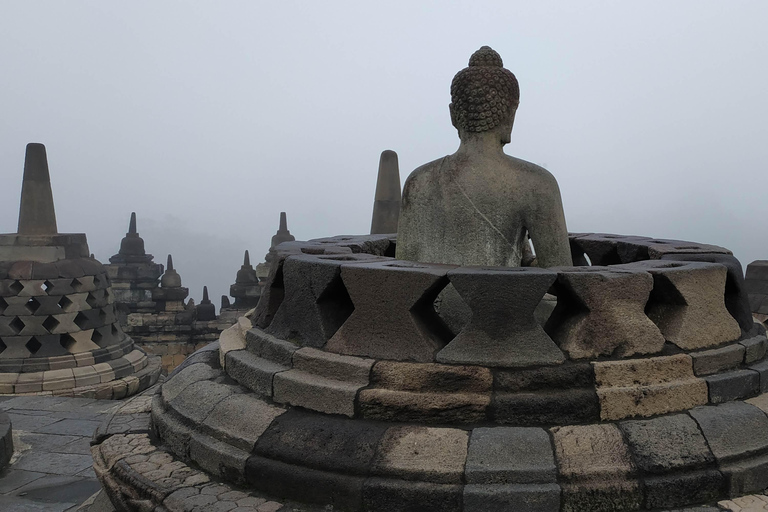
[0,394,117,511]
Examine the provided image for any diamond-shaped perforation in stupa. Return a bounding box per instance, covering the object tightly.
[25,336,41,355]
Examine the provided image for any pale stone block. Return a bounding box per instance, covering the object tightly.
[43,368,75,391]
[73,366,101,387]
[15,372,43,393]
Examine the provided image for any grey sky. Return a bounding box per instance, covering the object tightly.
[1,1,766,305]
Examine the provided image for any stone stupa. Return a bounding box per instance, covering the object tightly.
[0,143,161,397]
[92,48,768,512]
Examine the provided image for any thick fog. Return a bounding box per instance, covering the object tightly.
[1,1,766,307]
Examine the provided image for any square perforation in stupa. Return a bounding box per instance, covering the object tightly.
[42,315,59,333]
[25,336,42,355]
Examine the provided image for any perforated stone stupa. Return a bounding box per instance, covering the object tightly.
[0,143,161,397]
[91,48,768,512]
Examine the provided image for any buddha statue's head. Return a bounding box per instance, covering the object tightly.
[450,46,520,144]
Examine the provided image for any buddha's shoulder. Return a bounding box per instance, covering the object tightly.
[402,157,449,189]
[503,155,559,188]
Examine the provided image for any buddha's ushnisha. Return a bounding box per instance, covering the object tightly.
[396,46,572,268]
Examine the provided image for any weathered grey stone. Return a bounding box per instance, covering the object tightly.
[689,402,768,463]
[619,414,715,473]
[463,483,561,512]
[362,478,462,512]
[546,267,665,359]
[17,143,57,235]
[740,335,768,363]
[370,150,401,235]
[436,267,564,367]
[691,344,745,376]
[396,47,572,269]
[224,350,286,397]
[202,394,284,451]
[465,427,556,484]
[325,260,454,362]
[371,426,468,484]
[749,359,768,392]
[704,370,760,403]
[643,470,724,509]
[623,260,741,350]
[266,253,385,348]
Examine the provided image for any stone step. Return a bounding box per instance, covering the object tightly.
[225,349,287,397]
[273,369,365,417]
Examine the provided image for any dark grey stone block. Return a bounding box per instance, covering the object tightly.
[463,483,560,512]
[491,389,600,426]
[620,413,714,473]
[169,380,236,424]
[740,335,768,363]
[224,349,286,396]
[465,427,556,484]
[437,267,564,367]
[362,478,462,512]
[494,362,594,391]
[691,344,744,376]
[643,470,724,509]
[721,453,768,497]
[705,369,759,403]
[748,359,768,392]
[689,402,768,463]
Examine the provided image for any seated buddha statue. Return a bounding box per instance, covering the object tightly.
[396,46,572,268]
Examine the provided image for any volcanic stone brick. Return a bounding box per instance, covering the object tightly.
[246,455,364,510]
[691,344,745,376]
[643,470,725,509]
[705,370,760,403]
[490,389,600,426]
[325,260,455,362]
[465,427,556,484]
[626,261,741,350]
[463,483,561,512]
[161,362,221,403]
[371,426,469,484]
[661,252,753,333]
[689,402,768,463]
[749,360,768,392]
[594,354,708,420]
[359,361,492,423]
[740,335,768,363]
[545,267,665,359]
[189,432,248,482]
[690,402,768,495]
[551,424,641,512]
[245,328,297,366]
[202,394,284,451]
[224,349,286,397]
[169,380,236,424]
[619,414,715,474]
[362,478,462,512]
[436,267,564,367]
[254,409,387,475]
[266,253,386,348]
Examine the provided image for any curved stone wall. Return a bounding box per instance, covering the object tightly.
[143,232,767,511]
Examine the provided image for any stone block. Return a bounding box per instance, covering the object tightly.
[189,433,247,483]
[490,388,600,426]
[644,470,724,509]
[625,260,741,350]
[436,267,564,367]
[359,388,489,424]
[594,355,708,420]
[169,380,236,424]
[619,414,715,473]
[326,260,455,362]
[255,409,386,475]
[272,369,362,417]
[689,402,768,463]
[362,478,462,512]
[691,344,745,376]
[371,426,468,483]
[224,349,286,397]
[463,483,561,512]
[465,427,556,484]
[245,328,297,366]
[246,455,364,511]
[494,362,594,391]
[720,453,768,497]
[369,360,492,391]
[740,335,768,363]
[14,372,43,393]
[266,253,386,348]
[546,267,665,359]
[72,366,101,387]
[292,347,374,382]
[705,369,760,403]
[42,368,75,391]
[161,362,220,403]
[202,394,284,451]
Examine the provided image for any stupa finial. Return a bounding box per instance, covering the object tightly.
[279,212,288,232]
[244,250,251,267]
[370,150,402,234]
[167,254,174,271]
[17,143,58,235]
[129,212,137,234]
[202,286,210,303]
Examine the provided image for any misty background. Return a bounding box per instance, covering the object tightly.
[1,1,766,308]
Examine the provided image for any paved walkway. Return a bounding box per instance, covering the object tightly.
[0,395,118,511]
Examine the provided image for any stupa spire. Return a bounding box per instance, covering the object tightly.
[370,150,401,234]
[244,250,250,267]
[129,212,137,234]
[17,143,58,235]
[167,254,174,271]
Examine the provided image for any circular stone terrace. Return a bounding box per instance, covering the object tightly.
[94,232,768,512]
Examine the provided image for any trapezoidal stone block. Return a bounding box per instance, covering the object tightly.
[622,260,741,350]
[545,266,665,359]
[266,253,386,348]
[325,260,454,362]
[436,267,564,367]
